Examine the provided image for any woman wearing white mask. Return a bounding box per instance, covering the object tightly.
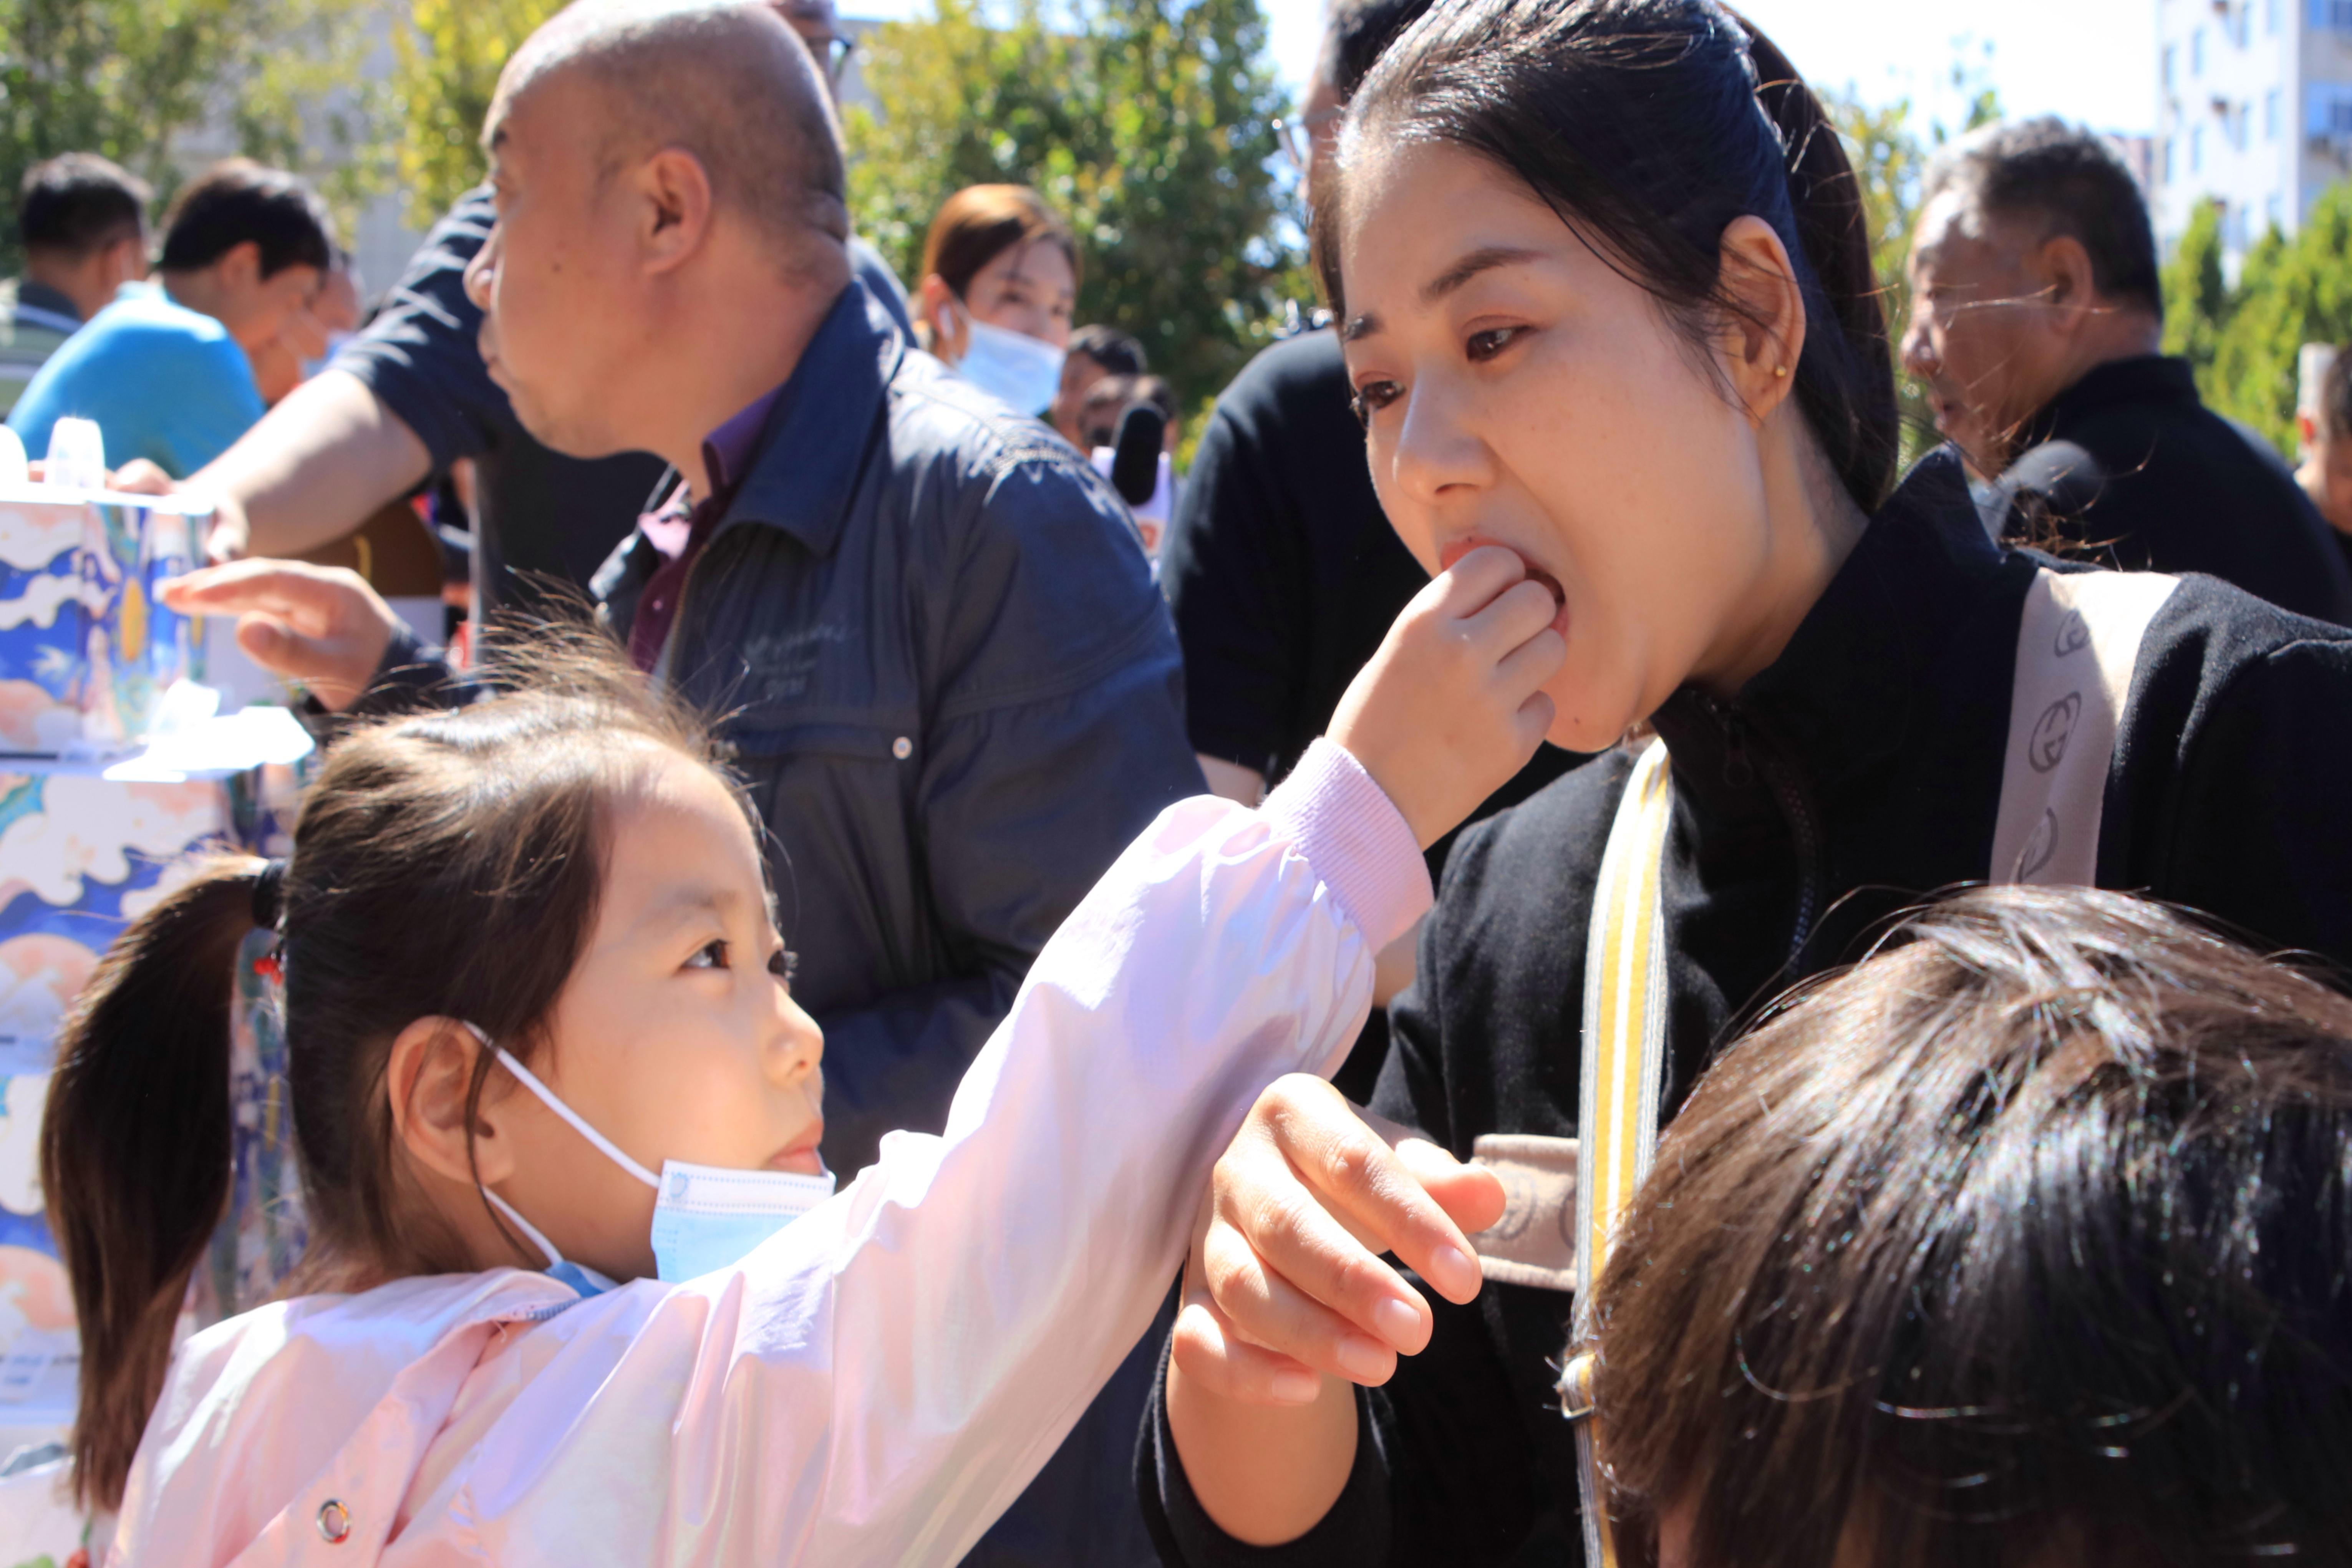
[915,184,1078,419]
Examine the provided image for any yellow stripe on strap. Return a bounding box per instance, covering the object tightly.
[1568,739,1673,1568]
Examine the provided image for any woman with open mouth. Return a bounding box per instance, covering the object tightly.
[1142,1,2352,1565]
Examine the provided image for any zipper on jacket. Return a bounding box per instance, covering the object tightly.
[1693,692,1825,971]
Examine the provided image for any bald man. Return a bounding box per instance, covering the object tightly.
[130,0,907,615]
[166,8,1196,1558]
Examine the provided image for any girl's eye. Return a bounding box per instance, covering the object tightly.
[686,938,730,971]
[1466,327,1522,363]
[1349,380,1403,425]
[767,948,799,983]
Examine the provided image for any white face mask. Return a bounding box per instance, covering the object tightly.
[945,302,1065,417]
[467,1026,836,1290]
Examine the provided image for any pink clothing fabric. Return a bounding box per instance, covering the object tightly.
[104,740,1429,1568]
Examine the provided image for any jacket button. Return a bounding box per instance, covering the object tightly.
[892,736,912,760]
[317,1499,352,1543]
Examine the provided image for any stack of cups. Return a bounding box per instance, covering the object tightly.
[43,417,106,492]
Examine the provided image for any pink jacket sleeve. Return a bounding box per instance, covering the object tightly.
[390,741,1430,1566]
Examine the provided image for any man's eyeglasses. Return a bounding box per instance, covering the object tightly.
[808,33,858,85]
[1273,106,1343,172]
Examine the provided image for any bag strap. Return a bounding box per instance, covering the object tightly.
[1561,736,1672,1568]
[1990,568,2178,885]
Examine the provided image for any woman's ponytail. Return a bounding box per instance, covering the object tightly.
[40,859,267,1512]
[1735,15,1900,510]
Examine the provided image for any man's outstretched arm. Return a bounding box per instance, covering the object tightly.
[180,369,431,561]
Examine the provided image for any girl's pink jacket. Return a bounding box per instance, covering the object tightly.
[102,741,1431,1568]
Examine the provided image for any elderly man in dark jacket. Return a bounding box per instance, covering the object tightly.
[1903,117,2352,624]
[163,9,1195,1562]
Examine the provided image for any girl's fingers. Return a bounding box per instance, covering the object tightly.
[1200,1217,1405,1387]
[1169,1295,1325,1406]
[1428,544,1527,613]
[1495,625,1568,696]
[1464,577,1560,649]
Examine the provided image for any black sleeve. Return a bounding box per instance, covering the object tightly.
[330,187,515,474]
[2115,586,2352,968]
[1158,393,1310,779]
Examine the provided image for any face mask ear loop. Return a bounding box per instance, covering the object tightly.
[481,1185,567,1270]
[460,1023,663,1189]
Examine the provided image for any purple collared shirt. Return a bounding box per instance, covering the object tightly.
[628,386,784,671]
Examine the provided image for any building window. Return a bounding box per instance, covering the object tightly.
[2163,42,2176,90]
[2192,124,2204,171]
[2269,191,2285,231]
[2164,137,2176,182]
[2311,83,2352,138]
[2269,0,2281,31]
[2268,88,2282,139]
[2316,0,2352,30]
[2193,27,2205,74]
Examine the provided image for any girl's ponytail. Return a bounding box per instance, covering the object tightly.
[40,859,267,1512]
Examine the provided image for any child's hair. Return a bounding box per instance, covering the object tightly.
[40,624,743,1512]
[1587,884,2352,1567]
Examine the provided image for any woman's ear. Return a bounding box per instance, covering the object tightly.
[1716,215,1808,424]
[918,273,963,360]
[385,1018,515,1189]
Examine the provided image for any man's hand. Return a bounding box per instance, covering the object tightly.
[1172,1074,1505,1404]
[158,560,401,711]
[106,459,251,561]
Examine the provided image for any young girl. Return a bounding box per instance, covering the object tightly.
[1146,0,2352,1560]
[42,550,1563,1567]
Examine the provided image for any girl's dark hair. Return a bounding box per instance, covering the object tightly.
[1319,0,1899,511]
[1588,885,2352,1567]
[40,623,738,1512]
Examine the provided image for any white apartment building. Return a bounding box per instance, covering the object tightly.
[2155,0,2352,265]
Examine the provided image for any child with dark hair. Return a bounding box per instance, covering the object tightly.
[3,152,151,412]
[1588,883,2352,1567]
[45,544,1564,1565]
[8,157,332,475]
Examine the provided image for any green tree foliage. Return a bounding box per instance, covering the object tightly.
[1824,46,2002,466]
[2167,183,2352,456]
[2160,197,2230,381]
[392,0,562,224]
[845,0,1296,409]
[0,0,388,273]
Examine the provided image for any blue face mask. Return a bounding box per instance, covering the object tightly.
[946,304,1065,417]
[468,1027,836,1290]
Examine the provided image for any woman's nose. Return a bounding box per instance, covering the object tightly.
[1386,377,1494,507]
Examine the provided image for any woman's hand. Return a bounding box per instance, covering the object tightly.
[1175,1074,1504,1402]
[1329,545,1564,849]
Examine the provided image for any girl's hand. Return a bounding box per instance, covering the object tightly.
[1328,545,1564,849]
[1172,1075,1505,1404]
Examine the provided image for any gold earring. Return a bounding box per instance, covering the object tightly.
[1773,364,1788,377]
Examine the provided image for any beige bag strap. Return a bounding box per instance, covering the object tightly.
[1557,736,1672,1568]
[1991,569,2178,885]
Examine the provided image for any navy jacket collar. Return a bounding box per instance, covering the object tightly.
[715,278,905,559]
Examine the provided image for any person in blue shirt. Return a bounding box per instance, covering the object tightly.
[8,158,331,477]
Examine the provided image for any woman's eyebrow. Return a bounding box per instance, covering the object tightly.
[1344,245,1547,342]
[1420,245,1543,305]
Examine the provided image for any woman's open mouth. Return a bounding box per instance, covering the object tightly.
[1440,537,1570,636]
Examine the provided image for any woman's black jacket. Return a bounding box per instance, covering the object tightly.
[1140,449,2352,1565]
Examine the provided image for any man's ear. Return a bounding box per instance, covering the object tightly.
[215,240,262,293]
[1716,215,1808,424]
[2034,234,2101,334]
[635,148,715,275]
[2301,409,2320,454]
[386,1017,515,1188]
